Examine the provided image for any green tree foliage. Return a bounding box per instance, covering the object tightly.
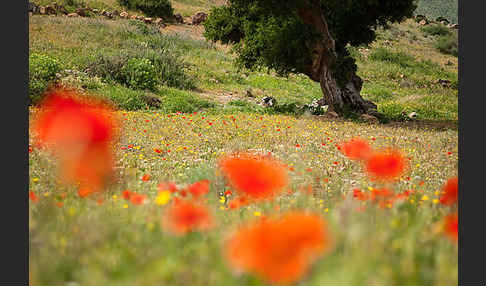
[204,0,416,78]
[117,0,174,19]
[203,0,416,114]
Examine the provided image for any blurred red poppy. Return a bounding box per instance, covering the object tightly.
[224,212,332,284]
[439,177,458,206]
[219,153,289,200]
[162,200,213,235]
[365,148,407,182]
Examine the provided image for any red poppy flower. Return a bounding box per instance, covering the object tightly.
[365,148,407,181]
[122,190,132,200]
[224,212,333,284]
[32,90,118,190]
[78,188,93,198]
[142,174,151,182]
[186,180,210,198]
[353,189,369,201]
[158,182,178,193]
[224,190,232,196]
[339,137,373,161]
[29,191,38,203]
[219,153,289,200]
[439,177,458,206]
[228,196,250,210]
[162,200,213,235]
[443,212,458,243]
[130,193,147,205]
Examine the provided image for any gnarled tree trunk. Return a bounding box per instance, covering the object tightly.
[298,0,378,116]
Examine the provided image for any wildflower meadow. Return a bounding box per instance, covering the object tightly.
[29,89,458,286]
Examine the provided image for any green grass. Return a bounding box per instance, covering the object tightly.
[29,3,458,285]
[29,109,458,286]
[29,14,457,122]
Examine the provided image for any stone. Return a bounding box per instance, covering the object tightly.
[120,11,129,19]
[261,96,276,107]
[419,19,428,26]
[154,18,164,25]
[415,14,427,23]
[408,112,418,119]
[437,79,451,88]
[92,9,99,14]
[45,5,57,15]
[191,12,208,25]
[436,16,449,24]
[144,17,153,24]
[142,93,162,108]
[67,13,79,17]
[174,13,184,24]
[136,16,144,21]
[75,8,86,17]
[39,6,46,15]
[28,2,39,14]
[360,113,379,123]
[130,15,138,20]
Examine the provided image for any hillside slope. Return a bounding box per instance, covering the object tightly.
[415,0,458,24]
[29,0,458,122]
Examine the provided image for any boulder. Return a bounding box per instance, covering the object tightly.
[28,2,39,14]
[437,79,451,88]
[75,8,86,17]
[174,13,184,23]
[360,113,379,123]
[415,14,427,23]
[45,5,57,15]
[142,93,162,108]
[436,16,449,24]
[191,12,208,25]
[448,23,459,29]
[408,112,418,119]
[261,96,276,107]
[120,11,129,19]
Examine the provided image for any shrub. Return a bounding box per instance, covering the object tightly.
[29,53,62,104]
[420,24,451,37]
[435,33,458,57]
[121,58,158,90]
[118,0,173,19]
[369,48,416,68]
[158,88,215,113]
[85,52,130,84]
[85,49,196,90]
[99,85,149,110]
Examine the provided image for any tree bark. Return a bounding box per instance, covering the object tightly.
[297,0,378,115]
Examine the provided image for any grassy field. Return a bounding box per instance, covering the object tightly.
[29,6,458,122]
[29,109,458,286]
[29,1,458,285]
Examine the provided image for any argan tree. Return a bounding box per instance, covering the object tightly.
[203,0,416,115]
